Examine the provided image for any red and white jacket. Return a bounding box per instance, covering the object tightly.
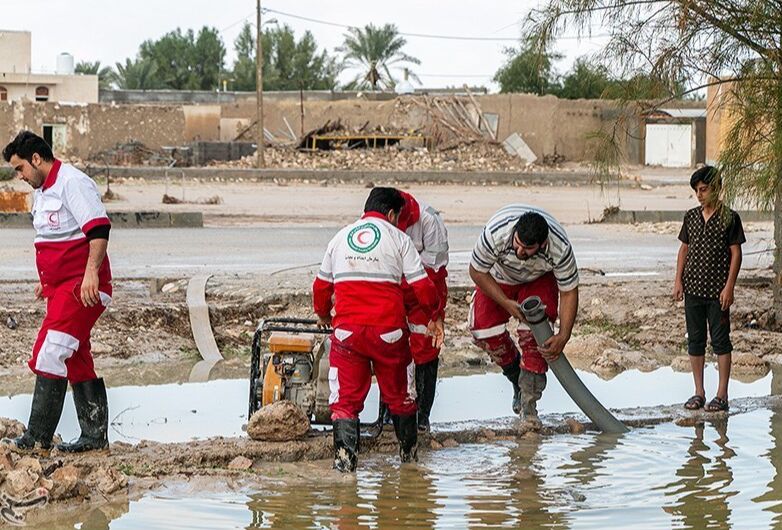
[397,192,449,320]
[32,160,112,295]
[312,212,440,329]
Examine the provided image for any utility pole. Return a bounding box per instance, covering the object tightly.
[256,0,265,168]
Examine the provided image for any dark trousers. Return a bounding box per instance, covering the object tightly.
[685,294,732,356]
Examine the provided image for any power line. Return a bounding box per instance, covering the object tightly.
[263,6,613,42]
[263,7,518,42]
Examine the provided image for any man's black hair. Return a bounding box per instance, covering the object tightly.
[2,130,54,164]
[690,165,719,190]
[514,212,549,246]
[364,187,405,216]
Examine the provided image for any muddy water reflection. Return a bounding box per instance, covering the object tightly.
[50,409,782,529]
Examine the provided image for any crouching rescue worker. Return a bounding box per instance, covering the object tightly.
[2,131,112,452]
[313,187,443,472]
[469,205,579,424]
[397,191,448,432]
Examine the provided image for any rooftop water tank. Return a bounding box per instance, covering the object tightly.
[56,53,74,75]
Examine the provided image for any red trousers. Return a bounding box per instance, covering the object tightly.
[404,293,441,366]
[469,273,558,374]
[328,324,417,420]
[30,279,111,383]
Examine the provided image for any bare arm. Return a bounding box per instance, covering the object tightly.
[720,245,742,310]
[539,286,579,360]
[673,243,688,301]
[469,264,523,321]
[81,238,108,307]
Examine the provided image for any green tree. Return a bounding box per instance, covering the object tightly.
[113,58,159,90]
[338,23,420,91]
[232,22,257,91]
[137,26,225,90]
[556,59,611,99]
[525,1,782,324]
[493,39,561,95]
[74,61,115,90]
[230,22,339,92]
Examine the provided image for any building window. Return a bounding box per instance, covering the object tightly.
[35,86,49,102]
[0,87,6,101]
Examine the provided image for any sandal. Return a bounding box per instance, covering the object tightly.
[684,395,706,410]
[705,396,729,412]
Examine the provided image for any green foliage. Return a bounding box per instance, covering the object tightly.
[0,167,13,181]
[338,23,420,91]
[232,22,257,91]
[494,40,561,95]
[113,58,159,90]
[231,22,339,91]
[523,0,782,314]
[74,61,116,90]
[116,26,226,90]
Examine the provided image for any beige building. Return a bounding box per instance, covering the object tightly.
[0,30,98,104]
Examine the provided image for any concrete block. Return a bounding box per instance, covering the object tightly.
[0,212,32,228]
[170,212,203,228]
[107,212,138,228]
[502,133,538,164]
[135,212,172,228]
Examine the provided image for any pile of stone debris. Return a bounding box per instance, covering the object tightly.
[212,142,548,173]
[0,419,128,524]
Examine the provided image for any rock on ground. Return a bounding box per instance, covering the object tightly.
[86,467,129,495]
[49,465,80,500]
[564,335,622,360]
[227,456,253,470]
[671,356,692,373]
[590,348,656,379]
[247,400,310,442]
[732,352,770,382]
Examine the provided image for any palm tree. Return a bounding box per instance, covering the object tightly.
[74,61,116,90]
[113,58,159,90]
[338,23,420,91]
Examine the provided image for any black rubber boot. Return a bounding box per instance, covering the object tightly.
[332,418,359,473]
[57,378,109,453]
[2,375,67,451]
[415,358,439,433]
[519,369,547,423]
[501,355,522,415]
[392,413,418,463]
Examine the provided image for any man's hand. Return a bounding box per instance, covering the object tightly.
[673,281,684,302]
[316,314,332,329]
[427,318,445,349]
[719,286,735,311]
[501,298,525,323]
[80,269,100,307]
[538,332,570,363]
[34,283,43,300]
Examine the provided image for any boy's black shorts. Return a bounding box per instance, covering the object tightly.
[685,293,732,356]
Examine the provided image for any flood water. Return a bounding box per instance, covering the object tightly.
[9,366,782,529]
[28,408,782,530]
[0,365,772,443]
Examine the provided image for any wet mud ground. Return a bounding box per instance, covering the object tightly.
[0,261,779,525]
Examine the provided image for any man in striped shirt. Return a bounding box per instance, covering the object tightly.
[469,205,579,423]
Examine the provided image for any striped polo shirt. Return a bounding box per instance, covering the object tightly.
[470,204,579,291]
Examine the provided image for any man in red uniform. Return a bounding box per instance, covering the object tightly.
[2,131,112,453]
[313,187,442,472]
[396,192,448,432]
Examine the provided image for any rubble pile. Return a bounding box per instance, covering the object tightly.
[214,143,535,172]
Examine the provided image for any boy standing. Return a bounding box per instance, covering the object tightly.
[674,166,745,412]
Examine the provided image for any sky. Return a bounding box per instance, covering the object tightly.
[0,0,611,92]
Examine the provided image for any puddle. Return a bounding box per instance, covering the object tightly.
[27,408,782,529]
[0,366,773,444]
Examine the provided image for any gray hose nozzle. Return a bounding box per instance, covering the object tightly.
[520,296,629,434]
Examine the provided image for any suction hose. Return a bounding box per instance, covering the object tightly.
[520,296,629,434]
